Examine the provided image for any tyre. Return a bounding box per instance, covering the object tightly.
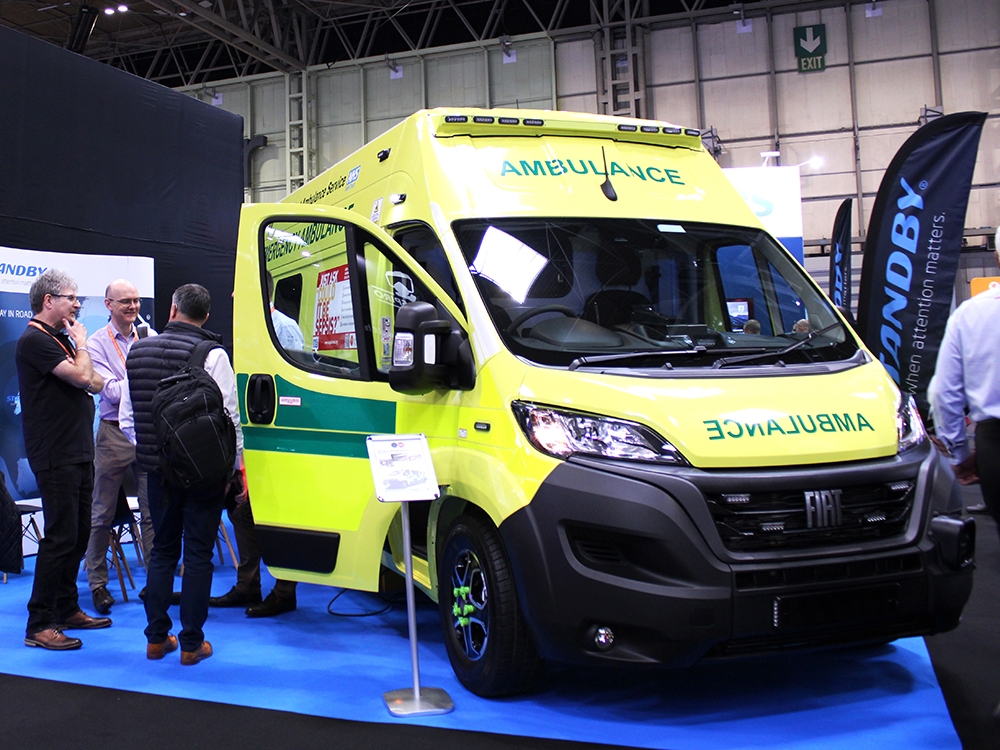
[438,511,543,697]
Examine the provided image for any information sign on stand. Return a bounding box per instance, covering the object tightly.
[366,434,454,717]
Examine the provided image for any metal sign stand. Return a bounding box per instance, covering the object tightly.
[366,434,454,717]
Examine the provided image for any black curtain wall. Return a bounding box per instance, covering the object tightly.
[0,26,243,347]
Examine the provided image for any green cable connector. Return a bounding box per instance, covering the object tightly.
[463,604,475,615]
[458,617,471,626]
[454,586,471,598]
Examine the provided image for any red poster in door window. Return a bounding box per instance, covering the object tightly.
[313,264,357,351]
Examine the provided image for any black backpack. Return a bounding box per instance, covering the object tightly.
[151,340,237,491]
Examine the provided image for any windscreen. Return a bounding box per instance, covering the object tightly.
[454,218,857,370]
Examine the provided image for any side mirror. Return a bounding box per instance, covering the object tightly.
[390,302,475,395]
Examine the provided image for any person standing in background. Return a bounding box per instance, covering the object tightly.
[84,278,155,614]
[16,269,110,650]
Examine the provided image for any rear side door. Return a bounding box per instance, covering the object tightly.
[235,204,468,592]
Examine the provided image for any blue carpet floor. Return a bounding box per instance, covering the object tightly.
[0,537,961,750]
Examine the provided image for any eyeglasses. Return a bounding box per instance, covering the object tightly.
[109,297,141,306]
[50,294,82,303]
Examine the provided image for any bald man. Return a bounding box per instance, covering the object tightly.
[84,279,155,614]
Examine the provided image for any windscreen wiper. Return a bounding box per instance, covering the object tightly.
[568,345,749,371]
[712,322,843,369]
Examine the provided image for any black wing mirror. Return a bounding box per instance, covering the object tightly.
[389,301,475,395]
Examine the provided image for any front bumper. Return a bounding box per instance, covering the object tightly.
[498,443,974,666]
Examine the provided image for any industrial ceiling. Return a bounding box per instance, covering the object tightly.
[2,0,839,89]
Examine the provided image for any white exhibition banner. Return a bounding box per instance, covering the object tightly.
[723,166,805,264]
[0,244,155,504]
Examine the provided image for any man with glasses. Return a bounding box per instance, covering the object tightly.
[84,279,155,614]
[16,269,110,650]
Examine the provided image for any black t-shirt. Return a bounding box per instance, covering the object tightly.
[15,320,96,472]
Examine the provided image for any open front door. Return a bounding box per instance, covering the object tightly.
[234,204,468,592]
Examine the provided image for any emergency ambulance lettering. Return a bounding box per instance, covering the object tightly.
[627,166,647,181]
[568,160,590,175]
[610,162,628,177]
[665,169,685,185]
[833,413,856,431]
[500,161,522,176]
[647,168,665,183]
[547,160,566,176]
[521,161,547,176]
[704,413,876,439]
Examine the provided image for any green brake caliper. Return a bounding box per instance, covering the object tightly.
[453,586,474,626]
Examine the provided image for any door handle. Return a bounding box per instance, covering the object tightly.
[247,373,276,424]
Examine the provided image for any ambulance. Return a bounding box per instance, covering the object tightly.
[233,108,974,697]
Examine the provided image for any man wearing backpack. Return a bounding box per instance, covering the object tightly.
[119,284,243,665]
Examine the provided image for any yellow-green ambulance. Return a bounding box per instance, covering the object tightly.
[233,108,974,697]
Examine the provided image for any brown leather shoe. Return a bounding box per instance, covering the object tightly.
[25,628,82,650]
[147,635,179,660]
[180,640,213,666]
[59,611,112,630]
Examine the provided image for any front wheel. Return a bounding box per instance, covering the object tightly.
[438,511,542,697]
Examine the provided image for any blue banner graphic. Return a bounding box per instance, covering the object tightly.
[856,111,986,415]
[829,198,853,313]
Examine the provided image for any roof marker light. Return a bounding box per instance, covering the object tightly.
[640,125,659,133]
[523,118,544,126]
[663,127,682,135]
[473,116,494,124]
[444,115,468,123]
[617,124,638,132]
[498,117,519,125]
[684,128,701,137]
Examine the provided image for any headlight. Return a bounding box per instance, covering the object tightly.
[512,402,688,465]
[897,394,927,453]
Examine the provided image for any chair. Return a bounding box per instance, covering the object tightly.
[2,502,43,584]
[107,487,143,600]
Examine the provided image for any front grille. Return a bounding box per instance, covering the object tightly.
[707,480,915,552]
[734,552,922,591]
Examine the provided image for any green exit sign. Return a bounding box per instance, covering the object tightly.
[794,24,826,72]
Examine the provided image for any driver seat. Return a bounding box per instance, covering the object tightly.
[582,246,650,328]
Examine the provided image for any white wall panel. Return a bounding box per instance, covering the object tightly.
[718,139,773,169]
[854,57,935,126]
[489,42,552,108]
[698,18,770,79]
[857,126,912,194]
[935,0,1000,52]
[316,69,362,126]
[940,50,1000,114]
[555,39,597,112]
[315,122,364,175]
[252,79,286,135]
[703,74,771,139]
[776,66,853,133]
[649,82,699,129]
[427,52,487,108]
[365,62,425,121]
[781,133,857,197]
[851,0,931,62]
[647,26,695,84]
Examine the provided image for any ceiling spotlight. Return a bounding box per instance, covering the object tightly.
[104,6,115,13]
[118,4,128,10]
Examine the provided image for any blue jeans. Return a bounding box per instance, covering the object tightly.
[144,471,226,652]
[27,462,93,635]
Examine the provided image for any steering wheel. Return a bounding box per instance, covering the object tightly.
[506,305,578,335]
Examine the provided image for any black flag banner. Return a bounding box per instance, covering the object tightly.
[829,198,853,313]
[856,111,986,415]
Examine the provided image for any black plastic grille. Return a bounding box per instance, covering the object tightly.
[707,481,915,552]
